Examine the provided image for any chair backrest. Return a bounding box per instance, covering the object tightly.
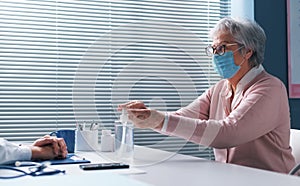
[290,129,300,164]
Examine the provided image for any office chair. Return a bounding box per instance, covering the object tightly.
[289,129,300,175]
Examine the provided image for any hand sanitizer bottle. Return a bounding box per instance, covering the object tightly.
[114,108,134,163]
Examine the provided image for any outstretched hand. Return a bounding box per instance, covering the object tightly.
[127,109,165,130]
[118,100,165,130]
[118,100,147,111]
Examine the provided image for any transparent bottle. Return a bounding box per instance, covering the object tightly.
[114,109,134,164]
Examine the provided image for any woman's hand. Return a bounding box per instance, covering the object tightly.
[118,100,147,111]
[118,100,165,130]
[127,109,165,130]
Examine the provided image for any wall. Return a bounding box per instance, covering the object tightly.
[254,0,300,129]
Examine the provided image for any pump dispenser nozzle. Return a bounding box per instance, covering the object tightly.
[120,108,128,125]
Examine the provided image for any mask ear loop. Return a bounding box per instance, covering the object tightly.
[233,45,247,67]
[239,46,254,67]
[238,58,246,67]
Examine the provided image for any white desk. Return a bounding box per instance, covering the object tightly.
[129,147,300,186]
[1,146,300,186]
[61,146,300,186]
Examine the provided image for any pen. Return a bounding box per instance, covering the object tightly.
[15,161,41,167]
[90,122,98,131]
[78,124,83,131]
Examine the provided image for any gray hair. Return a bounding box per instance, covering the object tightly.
[210,17,266,67]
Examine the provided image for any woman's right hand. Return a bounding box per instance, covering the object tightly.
[118,100,147,111]
[118,100,164,130]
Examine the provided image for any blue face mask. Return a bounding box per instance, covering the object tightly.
[212,51,240,79]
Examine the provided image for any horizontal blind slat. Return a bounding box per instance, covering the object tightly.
[0,0,231,159]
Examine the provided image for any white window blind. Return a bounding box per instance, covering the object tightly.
[0,0,230,159]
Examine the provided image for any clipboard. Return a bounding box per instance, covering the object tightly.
[39,153,90,165]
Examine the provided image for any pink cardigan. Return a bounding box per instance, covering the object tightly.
[160,70,296,173]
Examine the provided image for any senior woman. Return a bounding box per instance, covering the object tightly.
[118,17,296,173]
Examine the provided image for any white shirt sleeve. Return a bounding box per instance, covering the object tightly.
[0,138,32,164]
[161,112,169,132]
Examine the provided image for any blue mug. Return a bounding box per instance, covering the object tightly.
[50,129,76,153]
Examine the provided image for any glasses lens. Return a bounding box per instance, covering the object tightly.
[205,45,214,57]
[215,45,225,56]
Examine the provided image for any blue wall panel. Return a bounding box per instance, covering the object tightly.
[255,0,300,129]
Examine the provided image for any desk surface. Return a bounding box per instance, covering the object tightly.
[1,146,300,186]
[129,147,300,186]
[73,146,300,186]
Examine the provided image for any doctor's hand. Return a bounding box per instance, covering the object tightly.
[127,109,165,130]
[30,145,60,161]
[32,136,68,159]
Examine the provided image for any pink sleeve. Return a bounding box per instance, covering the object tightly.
[161,79,288,149]
[174,88,211,120]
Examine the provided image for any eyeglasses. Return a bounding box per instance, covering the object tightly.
[205,43,239,57]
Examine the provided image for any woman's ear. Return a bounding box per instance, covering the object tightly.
[244,49,253,60]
